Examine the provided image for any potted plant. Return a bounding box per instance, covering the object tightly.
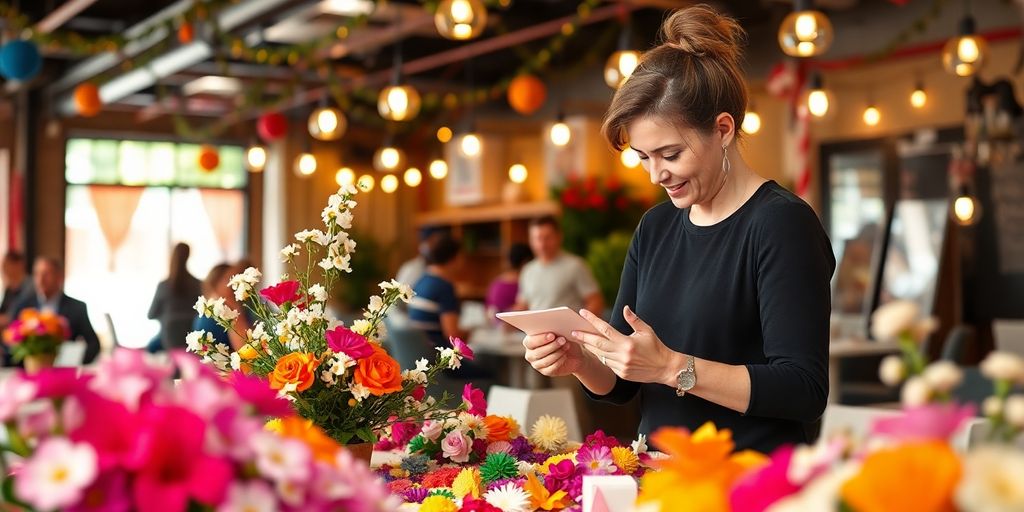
[2,309,70,373]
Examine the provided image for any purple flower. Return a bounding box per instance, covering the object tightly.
[326,325,374,360]
[577,445,615,475]
[508,436,533,459]
[450,336,475,361]
[403,487,429,503]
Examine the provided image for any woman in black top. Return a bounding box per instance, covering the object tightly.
[148,243,202,350]
[522,4,835,453]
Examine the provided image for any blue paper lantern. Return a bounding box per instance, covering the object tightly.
[0,40,42,81]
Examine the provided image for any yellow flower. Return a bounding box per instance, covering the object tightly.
[841,441,961,512]
[530,415,568,452]
[419,495,458,512]
[611,446,640,474]
[539,452,577,474]
[264,419,283,433]
[452,467,482,499]
[390,467,410,478]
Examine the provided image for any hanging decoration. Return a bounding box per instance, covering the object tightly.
[257,112,288,142]
[604,50,639,89]
[777,0,834,58]
[73,83,103,117]
[910,81,927,108]
[380,174,399,193]
[373,145,406,172]
[403,167,423,187]
[294,152,317,177]
[435,0,488,40]
[0,39,42,81]
[942,15,988,77]
[336,167,356,187]
[197,145,220,172]
[378,39,422,122]
[308,106,347,141]
[177,23,194,44]
[245,144,267,172]
[741,108,761,135]
[507,74,547,115]
[549,113,571,147]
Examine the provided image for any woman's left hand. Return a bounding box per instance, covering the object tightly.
[572,305,681,386]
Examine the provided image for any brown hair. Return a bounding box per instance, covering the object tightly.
[528,215,561,232]
[168,243,191,294]
[202,262,233,298]
[601,4,747,150]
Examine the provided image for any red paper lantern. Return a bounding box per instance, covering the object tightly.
[198,145,220,172]
[74,83,102,117]
[178,24,194,44]
[257,112,288,142]
[507,75,547,115]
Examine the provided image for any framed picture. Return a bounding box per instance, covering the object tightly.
[445,141,484,206]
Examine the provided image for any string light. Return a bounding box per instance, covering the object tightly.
[437,126,453,143]
[621,148,641,168]
[549,114,571,147]
[863,104,881,126]
[357,174,375,192]
[508,163,528,183]
[604,50,639,89]
[741,110,761,135]
[335,167,355,187]
[435,0,487,40]
[910,81,927,108]
[379,85,422,121]
[404,167,423,187]
[308,106,346,140]
[381,174,399,193]
[459,133,482,157]
[807,72,830,118]
[943,16,987,77]
[294,152,317,177]
[373,145,405,172]
[245,144,267,172]
[952,186,981,225]
[429,159,448,179]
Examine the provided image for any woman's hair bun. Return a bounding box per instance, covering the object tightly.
[660,4,745,64]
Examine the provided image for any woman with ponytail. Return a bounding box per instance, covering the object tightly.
[522,4,835,453]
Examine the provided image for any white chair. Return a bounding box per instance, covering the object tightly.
[54,340,87,367]
[821,404,991,453]
[486,385,582,442]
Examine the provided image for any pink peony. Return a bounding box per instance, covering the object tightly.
[872,402,977,443]
[442,429,473,463]
[259,280,301,306]
[729,445,801,512]
[463,383,487,417]
[326,326,374,360]
[450,336,475,361]
[230,373,293,417]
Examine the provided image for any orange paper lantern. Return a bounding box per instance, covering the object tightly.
[507,74,547,115]
[178,24,194,44]
[74,83,102,117]
[198,145,220,172]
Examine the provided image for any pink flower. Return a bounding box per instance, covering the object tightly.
[450,336,475,361]
[463,383,487,417]
[583,430,620,449]
[0,374,37,422]
[127,405,233,512]
[17,400,56,439]
[577,445,615,475]
[421,420,444,442]
[729,445,801,512]
[487,441,512,455]
[547,459,577,483]
[390,420,418,446]
[260,280,301,306]
[326,326,374,360]
[442,429,473,463]
[88,350,173,411]
[69,392,140,471]
[230,373,293,417]
[253,433,312,483]
[217,481,277,512]
[25,367,85,399]
[872,402,977,443]
[68,471,132,512]
[15,437,98,511]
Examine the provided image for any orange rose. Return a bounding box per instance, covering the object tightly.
[483,415,519,442]
[269,352,319,392]
[353,346,403,396]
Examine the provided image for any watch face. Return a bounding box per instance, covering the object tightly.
[677,371,696,391]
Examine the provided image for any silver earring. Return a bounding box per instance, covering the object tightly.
[721,144,731,174]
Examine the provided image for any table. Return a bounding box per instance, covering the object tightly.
[828,338,900,403]
[469,327,544,388]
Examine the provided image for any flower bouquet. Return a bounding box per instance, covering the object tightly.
[1,308,70,372]
[188,184,467,451]
[0,350,399,512]
[551,175,647,257]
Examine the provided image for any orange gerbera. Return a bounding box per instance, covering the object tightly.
[353,346,403,395]
[270,416,341,464]
[269,352,319,392]
[482,415,520,442]
[841,441,961,512]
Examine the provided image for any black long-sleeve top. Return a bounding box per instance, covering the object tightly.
[585,181,836,453]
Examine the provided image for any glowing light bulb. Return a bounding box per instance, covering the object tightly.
[317,109,338,133]
[808,89,829,118]
[381,174,399,193]
[295,153,317,177]
[911,87,927,109]
[335,167,355,187]
[621,149,641,168]
[460,133,481,157]
[429,159,448,179]
[863,105,880,126]
[437,126,453,143]
[246,145,267,171]
[404,167,422,187]
[357,174,375,192]
[550,122,571,146]
[604,50,640,89]
[794,13,818,40]
[741,111,761,134]
[508,164,528,183]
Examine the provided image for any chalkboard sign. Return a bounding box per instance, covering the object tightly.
[990,159,1024,274]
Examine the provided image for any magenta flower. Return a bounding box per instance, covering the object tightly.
[462,383,487,417]
[127,405,233,512]
[577,445,615,475]
[450,336,475,361]
[68,471,132,512]
[259,280,301,306]
[729,445,800,512]
[583,430,620,450]
[548,459,577,482]
[229,373,293,417]
[411,385,426,401]
[390,420,418,447]
[25,367,86,399]
[872,402,977,443]
[326,325,374,360]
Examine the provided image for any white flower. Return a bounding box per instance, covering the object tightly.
[194,296,213,317]
[878,355,907,387]
[922,360,963,393]
[955,445,1024,512]
[351,319,371,336]
[333,253,352,272]
[230,352,242,371]
[437,347,461,369]
[276,479,305,507]
[318,258,334,271]
[1005,395,1024,428]
[211,298,240,322]
[280,243,299,262]
[228,267,262,301]
[870,300,923,341]
[631,433,648,455]
[980,351,1024,383]
[217,481,278,512]
[321,370,336,386]
[247,322,271,346]
[15,438,98,511]
[185,330,210,354]
[484,483,532,512]
[338,183,358,196]
[350,383,371,402]
[398,283,414,302]
[983,396,1004,417]
[309,284,328,303]
[0,375,37,423]
[367,295,384,313]
[901,376,932,407]
[337,210,354,230]
[296,229,329,246]
[253,433,311,482]
[402,358,429,385]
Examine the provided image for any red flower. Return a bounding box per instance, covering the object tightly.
[259,280,300,306]
[615,197,629,210]
[412,385,426,401]
[588,194,607,210]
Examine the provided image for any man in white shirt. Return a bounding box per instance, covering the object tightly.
[515,216,604,315]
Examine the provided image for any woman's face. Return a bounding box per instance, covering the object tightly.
[626,115,729,209]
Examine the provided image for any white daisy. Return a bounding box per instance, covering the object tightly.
[484,483,531,512]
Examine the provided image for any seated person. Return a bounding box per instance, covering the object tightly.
[191,263,250,350]
[1,251,33,329]
[485,243,533,323]
[9,256,101,364]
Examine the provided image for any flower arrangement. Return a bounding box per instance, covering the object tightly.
[551,175,647,257]
[871,300,938,388]
[1,308,70,367]
[0,349,399,512]
[188,184,467,446]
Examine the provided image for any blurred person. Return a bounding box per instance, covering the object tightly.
[1,251,32,328]
[396,228,446,288]
[191,262,250,350]
[148,243,203,350]
[485,243,533,323]
[514,216,604,315]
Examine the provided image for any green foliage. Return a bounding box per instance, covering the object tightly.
[332,232,389,311]
[480,452,519,483]
[586,231,634,306]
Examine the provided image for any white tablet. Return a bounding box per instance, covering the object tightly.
[495,306,597,342]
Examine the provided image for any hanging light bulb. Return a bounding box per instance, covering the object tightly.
[437,126,453,143]
[404,167,423,187]
[621,148,641,168]
[943,16,988,77]
[863,104,881,126]
[778,0,834,58]
[429,159,449,179]
[435,0,487,40]
[373,145,406,172]
[604,50,640,89]
[952,186,981,225]
[742,110,762,135]
[381,174,399,194]
[807,73,830,118]
[294,152,317,177]
[245,144,267,172]
[308,106,346,141]
[378,85,422,122]
[335,167,355,187]
[508,163,528,184]
[357,174,375,192]
[549,114,571,147]
[910,81,927,109]
[459,133,482,157]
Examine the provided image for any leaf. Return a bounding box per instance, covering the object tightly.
[2,476,32,509]
[356,427,376,443]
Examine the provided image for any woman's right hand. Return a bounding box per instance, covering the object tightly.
[523,333,587,377]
